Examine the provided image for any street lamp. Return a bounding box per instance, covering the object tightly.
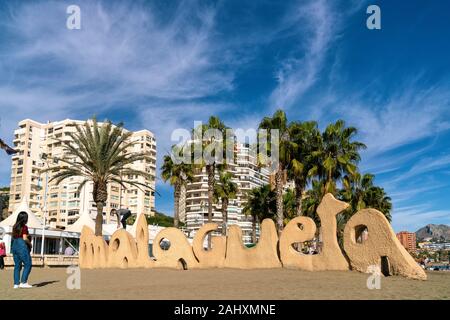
[39,153,50,258]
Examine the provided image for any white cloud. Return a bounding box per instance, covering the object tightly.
[269,0,336,110]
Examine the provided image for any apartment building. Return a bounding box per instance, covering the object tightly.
[8,119,157,229]
[183,143,270,243]
[396,231,417,253]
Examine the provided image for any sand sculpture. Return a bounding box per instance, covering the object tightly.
[224,219,282,269]
[280,194,350,271]
[193,223,226,268]
[153,227,200,270]
[343,208,427,280]
[79,226,108,269]
[79,193,426,280]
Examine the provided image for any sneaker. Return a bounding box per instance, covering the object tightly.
[19,283,33,289]
[13,285,19,289]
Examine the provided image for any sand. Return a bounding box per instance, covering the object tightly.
[1,268,449,300]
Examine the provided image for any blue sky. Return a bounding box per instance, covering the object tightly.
[0,0,449,232]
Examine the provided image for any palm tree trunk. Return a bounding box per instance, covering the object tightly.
[275,168,284,234]
[174,183,180,228]
[179,183,187,225]
[252,215,257,244]
[93,181,107,236]
[295,179,303,216]
[206,164,215,249]
[207,165,214,223]
[222,198,228,236]
[95,202,104,236]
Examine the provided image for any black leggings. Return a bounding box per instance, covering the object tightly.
[0,256,4,270]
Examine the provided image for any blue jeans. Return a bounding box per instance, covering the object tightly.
[11,238,32,285]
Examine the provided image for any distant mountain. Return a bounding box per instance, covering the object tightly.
[415,224,450,241]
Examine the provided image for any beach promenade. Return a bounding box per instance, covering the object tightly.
[1,269,449,300]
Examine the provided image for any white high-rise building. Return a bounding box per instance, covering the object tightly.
[183,143,269,243]
[8,119,157,229]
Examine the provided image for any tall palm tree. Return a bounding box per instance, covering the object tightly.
[259,110,295,234]
[46,117,154,236]
[194,116,230,226]
[214,171,238,235]
[288,121,321,216]
[161,145,194,228]
[243,185,276,243]
[311,120,366,195]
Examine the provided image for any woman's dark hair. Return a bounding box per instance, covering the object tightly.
[12,211,28,238]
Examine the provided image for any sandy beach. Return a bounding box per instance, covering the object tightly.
[1,268,449,300]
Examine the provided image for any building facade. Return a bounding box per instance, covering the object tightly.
[8,119,157,229]
[183,143,270,244]
[396,231,417,252]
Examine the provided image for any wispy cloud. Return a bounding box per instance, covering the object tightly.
[338,83,450,155]
[269,0,337,110]
[393,204,450,231]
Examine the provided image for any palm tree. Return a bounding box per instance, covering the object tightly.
[288,121,321,216]
[214,171,238,235]
[194,116,230,226]
[259,110,295,234]
[161,145,194,228]
[340,172,392,221]
[283,188,297,226]
[336,172,392,245]
[311,120,366,195]
[0,138,17,155]
[46,117,154,236]
[301,179,325,227]
[363,186,392,221]
[243,185,276,243]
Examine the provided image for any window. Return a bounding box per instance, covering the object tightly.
[15,194,20,200]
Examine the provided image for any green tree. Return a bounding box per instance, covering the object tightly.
[161,145,194,228]
[194,116,230,226]
[311,120,366,195]
[283,188,297,225]
[46,117,154,236]
[243,185,276,243]
[193,116,232,248]
[340,172,392,221]
[259,109,295,234]
[214,171,238,235]
[288,121,321,216]
[301,179,325,227]
[0,187,9,221]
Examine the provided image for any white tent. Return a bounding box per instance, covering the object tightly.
[65,211,113,236]
[0,197,43,229]
[65,211,96,233]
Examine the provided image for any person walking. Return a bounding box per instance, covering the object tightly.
[0,240,6,270]
[11,211,33,289]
